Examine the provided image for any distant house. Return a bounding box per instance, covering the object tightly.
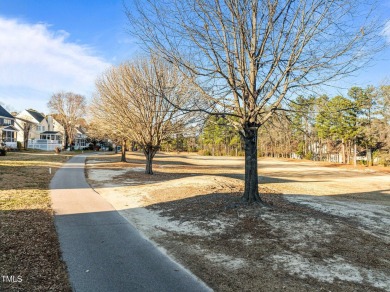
[74,126,88,150]
[0,105,18,148]
[12,107,89,151]
[48,115,65,137]
[38,115,64,148]
[16,109,47,142]
[15,109,64,151]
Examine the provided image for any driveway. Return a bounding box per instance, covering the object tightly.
[50,154,211,292]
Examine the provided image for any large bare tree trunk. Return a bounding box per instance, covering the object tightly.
[23,127,30,150]
[64,131,69,150]
[121,140,127,162]
[241,127,261,203]
[144,145,157,174]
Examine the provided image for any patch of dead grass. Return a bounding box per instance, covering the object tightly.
[0,151,74,292]
[87,152,390,292]
[149,191,389,292]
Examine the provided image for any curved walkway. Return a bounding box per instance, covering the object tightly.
[50,154,211,292]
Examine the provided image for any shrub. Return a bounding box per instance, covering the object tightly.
[54,147,61,154]
[198,149,212,156]
[17,141,22,151]
[304,151,313,160]
[0,149,6,156]
[375,152,390,167]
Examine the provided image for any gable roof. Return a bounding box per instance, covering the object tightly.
[0,105,14,119]
[41,131,62,135]
[76,126,87,135]
[0,125,18,131]
[26,109,45,123]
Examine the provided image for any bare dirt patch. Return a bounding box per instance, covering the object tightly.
[87,152,390,292]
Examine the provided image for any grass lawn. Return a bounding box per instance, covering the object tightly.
[0,151,75,291]
[87,152,390,292]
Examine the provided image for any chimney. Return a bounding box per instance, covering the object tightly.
[47,116,53,131]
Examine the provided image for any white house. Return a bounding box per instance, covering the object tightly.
[13,108,89,151]
[15,109,64,151]
[15,109,48,141]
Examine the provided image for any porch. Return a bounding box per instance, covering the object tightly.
[1,125,18,149]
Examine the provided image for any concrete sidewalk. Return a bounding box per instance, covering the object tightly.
[50,154,211,292]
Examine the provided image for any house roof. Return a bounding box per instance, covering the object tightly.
[76,126,87,135]
[26,109,45,123]
[0,125,18,131]
[15,116,38,125]
[41,131,62,135]
[0,105,14,119]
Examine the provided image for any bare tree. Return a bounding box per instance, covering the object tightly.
[92,58,191,174]
[88,115,131,162]
[126,0,384,202]
[48,92,87,149]
[15,116,37,149]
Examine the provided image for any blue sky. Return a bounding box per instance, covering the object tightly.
[0,0,139,113]
[0,0,390,114]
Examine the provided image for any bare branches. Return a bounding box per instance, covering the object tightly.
[92,57,193,153]
[126,0,385,132]
[48,92,86,147]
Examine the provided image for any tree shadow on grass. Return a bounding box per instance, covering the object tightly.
[0,208,71,292]
[136,188,390,292]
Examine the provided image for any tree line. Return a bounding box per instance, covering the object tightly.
[257,86,390,166]
[183,85,390,167]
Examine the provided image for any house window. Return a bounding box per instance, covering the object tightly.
[3,119,11,125]
[1,131,15,142]
[37,126,45,131]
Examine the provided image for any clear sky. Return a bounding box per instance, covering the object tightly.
[0,0,139,113]
[0,0,390,114]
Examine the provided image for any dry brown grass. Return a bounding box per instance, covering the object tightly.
[0,151,75,292]
[87,152,390,292]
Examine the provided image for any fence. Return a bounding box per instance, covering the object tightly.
[28,139,62,151]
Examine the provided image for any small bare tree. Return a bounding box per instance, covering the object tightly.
[15,116,37,149]
[127,0,385,202]
[93,58,191,174]
[48,92,87,149]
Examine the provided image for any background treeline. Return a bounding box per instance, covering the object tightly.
[161,85,390,166]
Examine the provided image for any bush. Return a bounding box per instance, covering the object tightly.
[198,149,212,156]
[0,149,6,156]
[304,151,313,160]
[54,147,61,154]
[17,141,22,151]
[374,152,390,167]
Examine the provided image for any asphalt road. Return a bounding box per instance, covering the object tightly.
[50,154,211,292]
